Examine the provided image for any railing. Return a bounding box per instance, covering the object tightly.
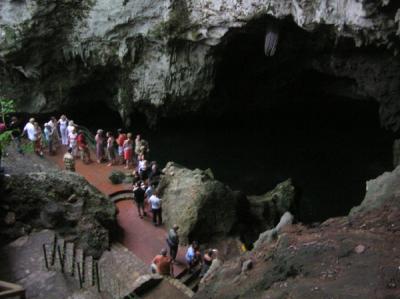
[0,280,26,299]
[42,235,142,298]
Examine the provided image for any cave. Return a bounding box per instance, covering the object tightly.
[200,16,395,223]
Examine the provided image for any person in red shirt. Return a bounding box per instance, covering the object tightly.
[151,248,174,276]
[116,129,127,165]
[77,131,92,164]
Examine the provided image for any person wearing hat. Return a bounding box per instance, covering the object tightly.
[151,248,174,276]
[166,224,180,262]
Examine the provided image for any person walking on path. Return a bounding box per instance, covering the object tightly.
[166,224,179,262]
[22,117,36,149]
[58,115,69,146]
[63,148,75,171]
[149,191,162,226]
[133,181,146,218]
[151,248,174,276]
[33,122,43,156]
[95,129,105,163]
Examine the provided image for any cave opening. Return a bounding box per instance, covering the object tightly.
[62,66,123,131]
[202,16,395,223]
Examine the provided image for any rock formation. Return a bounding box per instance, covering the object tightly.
[1,1,400,128]
[194,165,400,299]
[0,170,117,257]
[158,162,241,244]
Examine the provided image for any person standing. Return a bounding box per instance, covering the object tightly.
[58,115,69,146]
[106,131,116,166]
[33,122,43,156]
[63,148,75,171]
[77,130,91,164]
[44,122,55,155]
[133,181,146,218]
[151,248,174,276]
[22,118,36,145]
[95,129,105,163]
[123,133,134,169]
[68,127,78,157]
[116,129,127,165]
[166,225,179,262]
[185,241,201,272]
[149,191,162,226]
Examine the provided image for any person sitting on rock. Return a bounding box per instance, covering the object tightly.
[185,241,201,272]
[63,148,75,172]
[151,248,174,276]
[133,180,146,218]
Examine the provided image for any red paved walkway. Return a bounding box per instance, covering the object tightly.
[47,146,187,276]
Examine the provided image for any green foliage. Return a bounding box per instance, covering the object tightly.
[0,130,12,152]
[0,98,15,124]
[109,170,126,185]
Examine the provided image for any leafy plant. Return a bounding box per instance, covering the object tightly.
[109,171,126,184]
[0,98,15,124]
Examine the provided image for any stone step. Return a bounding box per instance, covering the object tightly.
[64,242,75,275]
[180,265,201,286]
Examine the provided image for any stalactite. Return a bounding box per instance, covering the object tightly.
[264,23,279,56]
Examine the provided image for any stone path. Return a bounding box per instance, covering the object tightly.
[47,147,188,276]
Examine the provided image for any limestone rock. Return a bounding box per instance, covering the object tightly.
[350,164,400,216]
[1,1,400,128]
[158,162,240,244]
[248,179,295,231]
[0,171,117,257]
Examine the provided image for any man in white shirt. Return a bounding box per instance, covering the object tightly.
[149,191,162,226]
[22,118,36,141]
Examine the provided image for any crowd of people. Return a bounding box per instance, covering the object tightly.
[0,114,218,280]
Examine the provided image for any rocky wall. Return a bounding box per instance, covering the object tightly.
[1,0,400,128]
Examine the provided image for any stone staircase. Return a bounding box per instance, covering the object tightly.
[176,264,202,294]
[43,235,103,292]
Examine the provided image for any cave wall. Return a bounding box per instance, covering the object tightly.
[1,0,400,128]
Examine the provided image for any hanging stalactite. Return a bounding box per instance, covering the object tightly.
[264,22,279,56]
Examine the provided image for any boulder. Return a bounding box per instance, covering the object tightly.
[0,171,116,257]
[248,179,295,231]
[158,162,240,244]
[350,165,400,216]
